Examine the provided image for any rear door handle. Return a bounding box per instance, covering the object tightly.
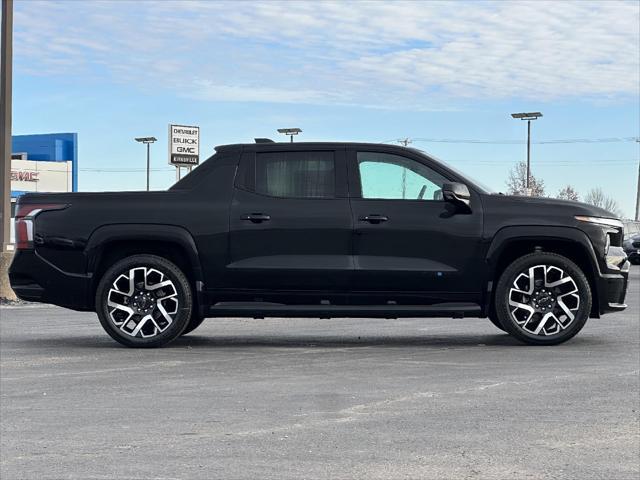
[241,213,271,223]
[359,214,388,224]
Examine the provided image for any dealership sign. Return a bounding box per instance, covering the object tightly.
[10,159,72,193]
[169,125,199,166]
[11,170,39,182]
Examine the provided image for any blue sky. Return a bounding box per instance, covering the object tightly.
[11,0,640,216]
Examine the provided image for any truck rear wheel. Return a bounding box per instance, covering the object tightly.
[495,252,592,345]
[95,255,193,348]
[487,314,505,332]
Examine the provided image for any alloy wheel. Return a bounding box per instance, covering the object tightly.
[107,266,179,338]
[508,264,580,336]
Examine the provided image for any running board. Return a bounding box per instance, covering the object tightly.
[207,302,482,319]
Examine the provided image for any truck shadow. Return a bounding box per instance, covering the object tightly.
[166,332,597,349]
[7,331,609,350]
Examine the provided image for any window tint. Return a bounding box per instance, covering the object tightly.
[256,151,335,198]
[357,152,448,200]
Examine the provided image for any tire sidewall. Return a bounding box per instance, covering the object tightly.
[495,252,592,345]
[487,313,506,332]
[181,313,206,336]
[96,255,192,348]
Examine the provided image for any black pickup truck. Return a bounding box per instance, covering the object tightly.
[9,141,630,347]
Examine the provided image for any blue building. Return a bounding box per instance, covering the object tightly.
[11,132,78,199]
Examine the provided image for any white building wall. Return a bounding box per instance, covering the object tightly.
[11,159,73,193]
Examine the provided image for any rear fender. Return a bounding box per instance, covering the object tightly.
[85,224,205,311]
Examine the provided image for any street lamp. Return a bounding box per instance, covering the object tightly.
[277,128,302,143]
[635,138,639,221]
[511,112,543,196]
[134,136,157,191]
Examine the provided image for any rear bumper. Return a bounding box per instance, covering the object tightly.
[596,261,629,315]
[9,250,93,311]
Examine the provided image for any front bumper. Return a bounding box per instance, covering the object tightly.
[9,250,93,311]
[597,260,630,315]
[624,250,640,263]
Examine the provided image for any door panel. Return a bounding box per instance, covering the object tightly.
[226,149,352,293]
[348,150,484,302]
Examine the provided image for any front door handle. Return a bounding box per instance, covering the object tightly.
[241,213,271,223]
[359,214,389,224]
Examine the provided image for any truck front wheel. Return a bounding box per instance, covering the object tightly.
[95,254,193,348]
[181,313,206,336]
[495,252,592,346]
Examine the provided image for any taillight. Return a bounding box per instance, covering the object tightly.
[14,203,68,250]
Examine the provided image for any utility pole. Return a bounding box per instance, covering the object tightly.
[134,137,157,191]
[398,138,411,199]
[0,0,14,300]
[1,0,13,253]
[511,112,543,196]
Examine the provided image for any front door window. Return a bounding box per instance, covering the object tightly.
[357,152,448,201]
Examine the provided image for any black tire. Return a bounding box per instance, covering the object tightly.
[95,254,193,348]
[487,314,506,332]
[181,313,206,336]
[495,252,592,346]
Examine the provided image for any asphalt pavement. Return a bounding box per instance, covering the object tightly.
[1,267,639,480]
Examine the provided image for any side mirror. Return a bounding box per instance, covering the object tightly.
[442,182,471,211]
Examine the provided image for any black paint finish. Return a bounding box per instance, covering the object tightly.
[9,142,629,318]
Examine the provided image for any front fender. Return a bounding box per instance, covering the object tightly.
[486,225,601,277]
[484,225,602,316]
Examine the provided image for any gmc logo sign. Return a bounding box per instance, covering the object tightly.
[11,170,40,182]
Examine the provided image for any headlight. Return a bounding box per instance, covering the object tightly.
[575,215,627,269]
[575,216,623,228]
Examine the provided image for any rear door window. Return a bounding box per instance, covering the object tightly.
[255,151,336,199]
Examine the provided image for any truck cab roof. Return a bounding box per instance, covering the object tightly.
[215,141,422,155]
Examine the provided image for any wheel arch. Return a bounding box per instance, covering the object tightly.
[485,226,601,317]
[85,224,204,309]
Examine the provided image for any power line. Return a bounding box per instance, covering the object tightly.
[79,168,175,172]
[444,159,636,164]
[68,136,640,172]
[537,137,638,144]
[383,136,638,145]
[77,159,638,172]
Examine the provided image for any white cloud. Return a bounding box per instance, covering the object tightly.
[13,0,640,108]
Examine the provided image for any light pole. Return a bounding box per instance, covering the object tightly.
[134,137,157,191]
[635,138,639,221]
[511,112,543,196]
[277,128,302,143]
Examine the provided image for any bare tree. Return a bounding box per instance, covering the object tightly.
[584,188,623,217]
[557,185,580,202]
[506,161,545,197]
